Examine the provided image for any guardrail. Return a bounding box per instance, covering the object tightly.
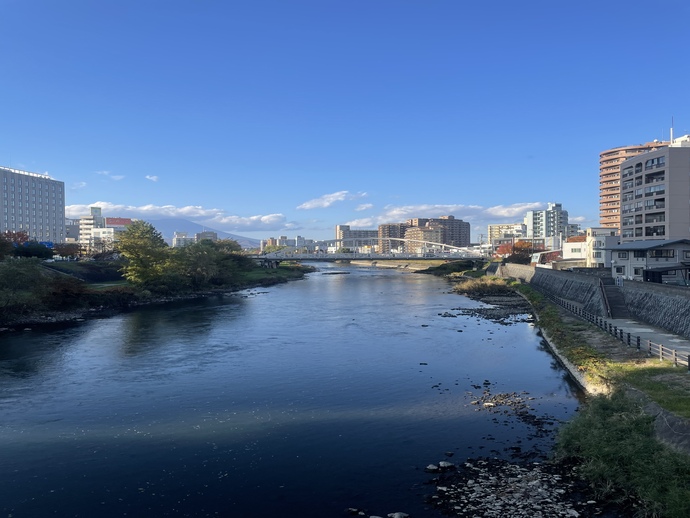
[541,291,690,371]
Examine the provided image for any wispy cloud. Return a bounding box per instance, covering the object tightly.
[71,181,87,190]
[145,175,159,182]
[96,170,125,181]
[65,202,292,233]
[297,191,367,210]
[355,203,373,211]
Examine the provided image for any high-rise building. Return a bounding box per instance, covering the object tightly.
[404,225,443,253]
[524,203,569,240]
[335,225,378,250]
[619,135,690,242]
[0,166,65,243]
[378,223,409,253]
[406,215,470,247]
[599,140,667,229]
[487,223,526,242]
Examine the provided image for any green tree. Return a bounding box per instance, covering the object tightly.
[116,221,169,287]
[0,235,14,259]
[53,243,81,259]
[168,240,221,290]
[13,241,54,259]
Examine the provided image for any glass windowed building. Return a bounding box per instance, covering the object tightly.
[0,166,66,243]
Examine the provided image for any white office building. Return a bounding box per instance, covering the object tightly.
[524,202,570,241]
[0,166,65,243]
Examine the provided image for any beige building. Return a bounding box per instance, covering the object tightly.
[378,223,409,253]
[404,225,443,253]
[599,140,667,229]
[488,223,526,242]
[619,135,690,242]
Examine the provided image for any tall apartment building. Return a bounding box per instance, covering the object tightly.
[0,166,65,243]
[406,215,470,247]
[619,135,690,242]
[524,203,569,240]
[335,225,378,249]
[487,223,526,242]
[404,225,443,253]
[599,140,667,229]
[378,223,409,253]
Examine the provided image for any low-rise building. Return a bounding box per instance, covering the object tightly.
[606,239,690,284]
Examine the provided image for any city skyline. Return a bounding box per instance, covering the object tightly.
[2,1,689,242]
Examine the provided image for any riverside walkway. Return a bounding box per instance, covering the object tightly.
[545,294,690,370]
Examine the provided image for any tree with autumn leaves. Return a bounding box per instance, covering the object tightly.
[494,240,543,265]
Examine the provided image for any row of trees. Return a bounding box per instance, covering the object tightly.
[116,220,255,292]
[0,231,81,260]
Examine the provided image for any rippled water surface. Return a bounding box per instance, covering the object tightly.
[0,264,581,517]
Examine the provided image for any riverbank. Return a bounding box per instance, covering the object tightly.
[422,280,690,517]
[0,264,314,331]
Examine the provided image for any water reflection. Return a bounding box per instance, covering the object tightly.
[0,266,583,517]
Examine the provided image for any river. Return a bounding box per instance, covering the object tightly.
[0,264,581,517]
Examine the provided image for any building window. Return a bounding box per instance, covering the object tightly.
[649,249,674,258]
[618,252,628,259]
[633,268,643,276]
[615,266,626,275]
[645,226,665,237]
[634,251,645,258]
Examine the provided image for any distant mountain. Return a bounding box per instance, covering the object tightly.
[145,218,261,249]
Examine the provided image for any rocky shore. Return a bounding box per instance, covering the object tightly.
[344,291,637,518]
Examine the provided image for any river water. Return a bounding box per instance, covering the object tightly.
[0,264,581,517]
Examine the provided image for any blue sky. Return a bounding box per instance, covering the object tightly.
[2,0,689,243]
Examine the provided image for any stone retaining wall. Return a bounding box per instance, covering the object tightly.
[621,281,690,338]
[494,262,690,338]
[495,264,607,316]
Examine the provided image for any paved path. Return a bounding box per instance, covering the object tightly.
[606,317,690,355]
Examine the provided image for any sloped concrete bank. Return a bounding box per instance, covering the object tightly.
[620,281,690,339]
[495,264,608,317]
[494,262,690,339]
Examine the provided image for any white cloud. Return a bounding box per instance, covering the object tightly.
[65,202,291,233]
[355,203,373,211]
[145,175,159,182]
[484,203,544,218]
[569,215,586,223]
[297,190,367,210]
[344,217,375,228]
[71,181,87,190]
[95,170,125,181]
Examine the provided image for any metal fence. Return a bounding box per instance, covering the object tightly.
[542,293,690,371]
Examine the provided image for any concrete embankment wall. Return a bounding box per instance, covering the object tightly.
[494,262,690,339]
[621,281,690,338]
[494,264,607,316]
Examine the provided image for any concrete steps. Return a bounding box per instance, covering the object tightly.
[603,284,632,319]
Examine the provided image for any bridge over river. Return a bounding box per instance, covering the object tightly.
[252,251,485,268]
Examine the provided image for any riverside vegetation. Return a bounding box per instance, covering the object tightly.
[0,220,313,327]
[436,268,690,517]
